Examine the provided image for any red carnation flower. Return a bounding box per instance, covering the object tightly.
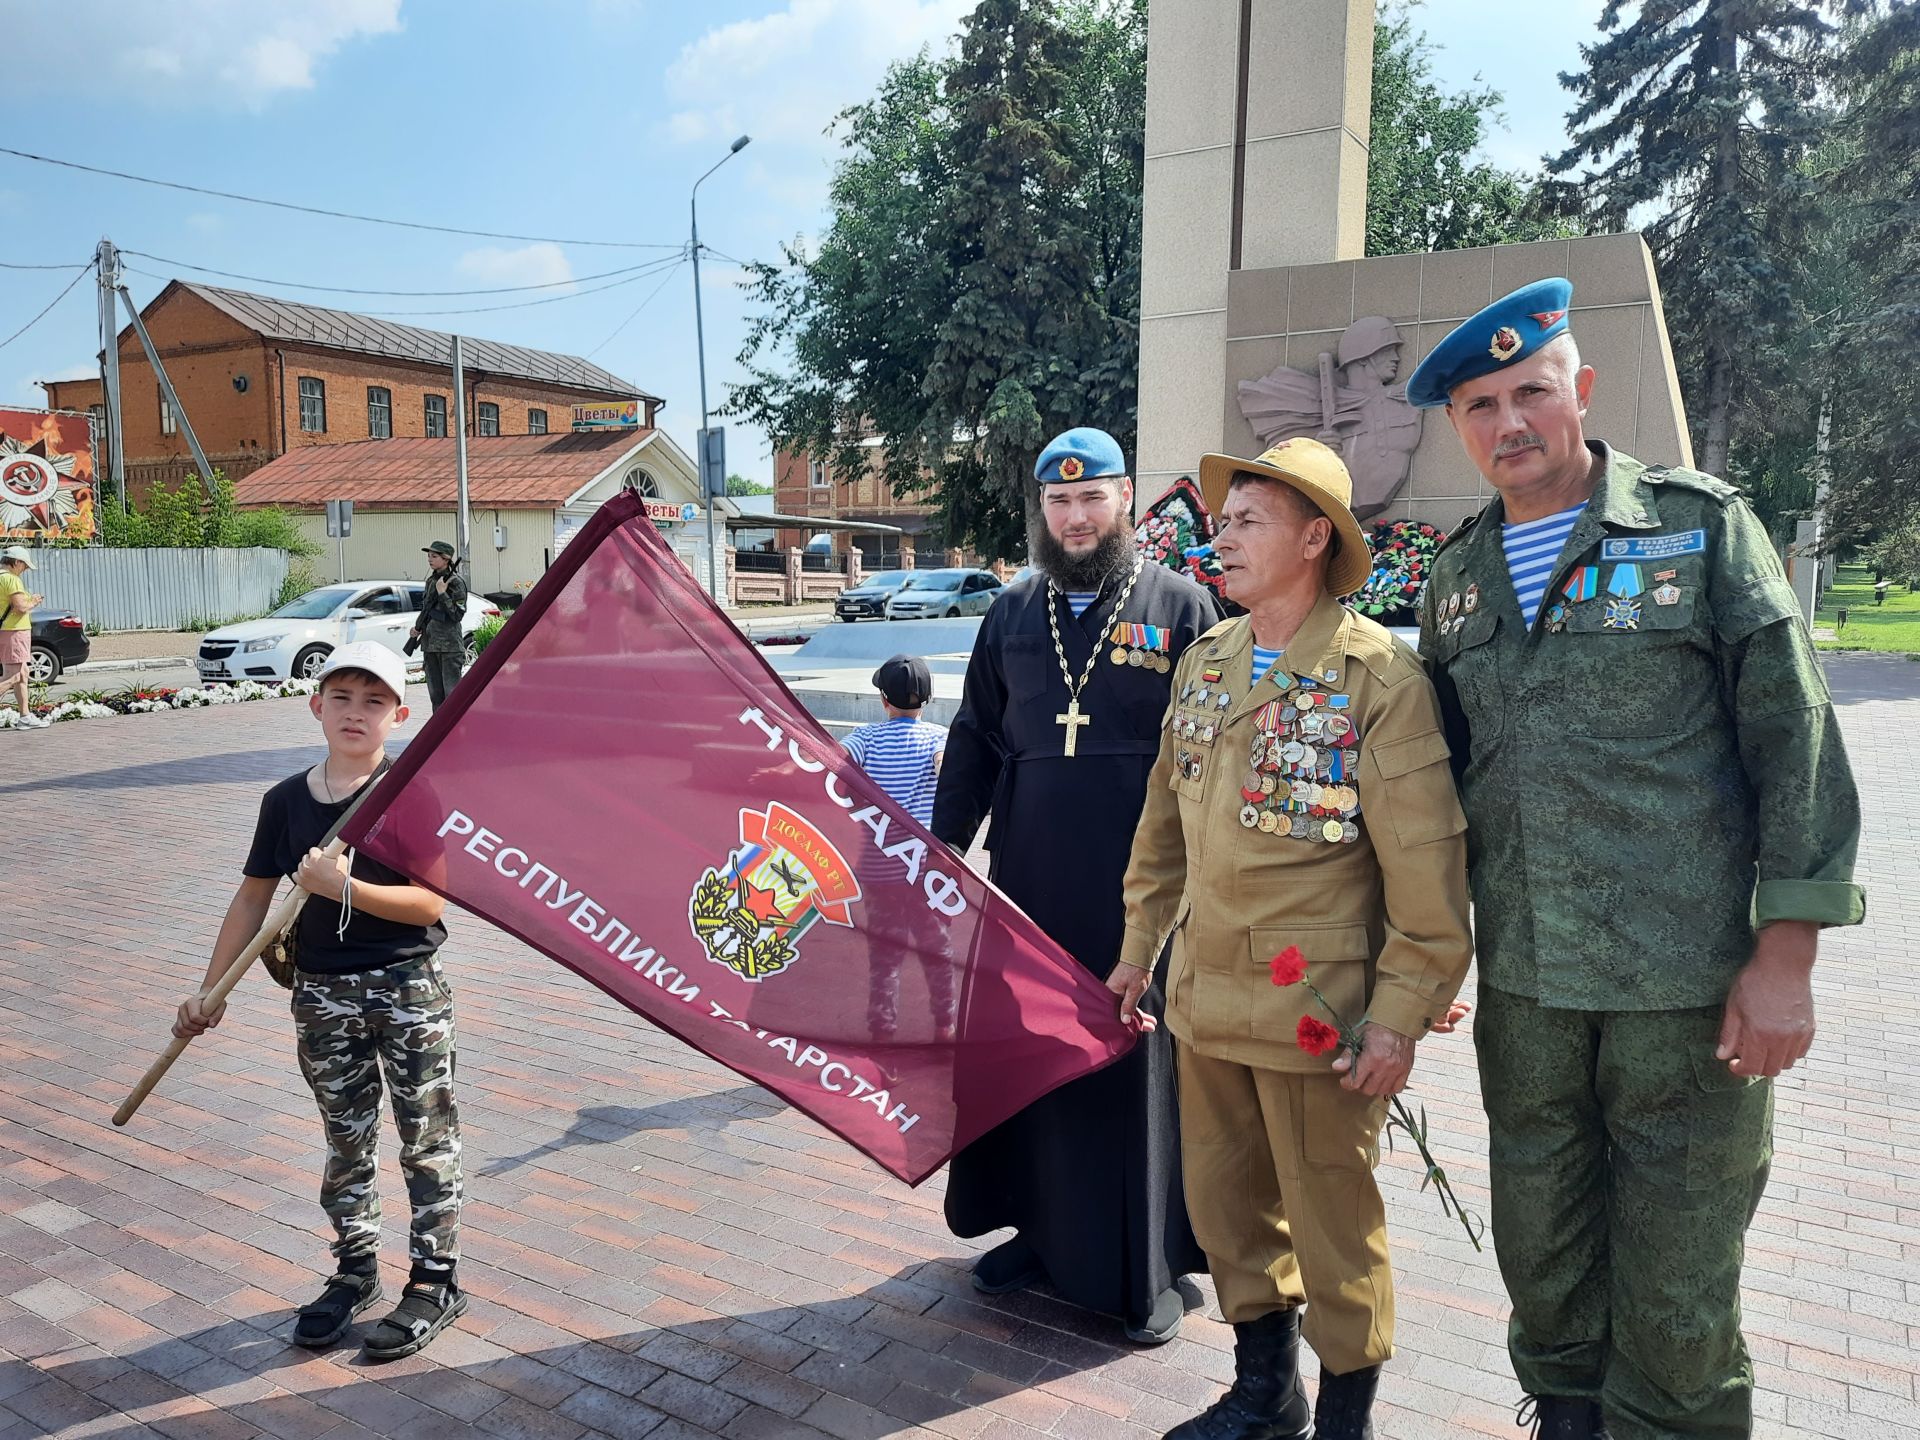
[1297,1016,1342,1057]
[1268,945,1307,987]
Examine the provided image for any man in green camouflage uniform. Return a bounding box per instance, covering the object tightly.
[413,540,469,709]
[1406,280,1865,1440]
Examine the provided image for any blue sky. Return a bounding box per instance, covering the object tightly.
[0,0,1604,485]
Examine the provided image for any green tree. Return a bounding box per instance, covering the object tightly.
[94,471,318,555]
[734,1,1565,559]
[1547,0,1834,477]
[1366,6,1576,255]
[1817,1,1919,550]
[724,473,772,496]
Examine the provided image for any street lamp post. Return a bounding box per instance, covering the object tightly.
[693,134,751,605]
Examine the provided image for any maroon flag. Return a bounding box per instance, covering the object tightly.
[344,491,1133,1184]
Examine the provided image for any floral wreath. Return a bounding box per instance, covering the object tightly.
[1345,518,1447,620]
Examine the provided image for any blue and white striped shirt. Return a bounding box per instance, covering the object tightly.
[1503,503,1587,630]
[1064,591,1099,618]
[843,716,948,826]
[1251,646,1285,684]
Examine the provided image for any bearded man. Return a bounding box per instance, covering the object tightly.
[933,427,1219,1343]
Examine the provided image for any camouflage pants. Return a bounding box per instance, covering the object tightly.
[292,959,463,1268]
[422,650,464,710]
[1476,986,1772,1439]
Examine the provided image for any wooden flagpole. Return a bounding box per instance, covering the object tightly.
[115,758,395,1127]
[111,845,343,1127]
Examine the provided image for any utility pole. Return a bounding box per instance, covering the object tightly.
[692,134,751,605]
[95,238,125,511]
[117,282,216,500]
[451,335,472,566]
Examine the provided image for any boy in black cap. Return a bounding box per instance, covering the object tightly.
[842,655,954,1041]
[842,654,944,826]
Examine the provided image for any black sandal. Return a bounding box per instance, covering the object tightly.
[361,1276,467,1362]
[293,1271,382,1348]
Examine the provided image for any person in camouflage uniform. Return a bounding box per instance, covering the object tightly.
[1406,280,1865,1440]
[412,540,469,709]
[175,642,467,1361]
[294,962,460,1270]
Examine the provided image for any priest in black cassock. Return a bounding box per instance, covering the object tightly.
[933,427,1220,1344]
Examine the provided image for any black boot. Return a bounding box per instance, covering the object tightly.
[1517,1396,1610,1438]
[1163,1308,1311,1440]
[1314,1363,1381,1440]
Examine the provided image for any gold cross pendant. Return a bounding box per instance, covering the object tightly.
[1056,700,1090,758]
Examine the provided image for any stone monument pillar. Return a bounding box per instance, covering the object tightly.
[1136,0,1376,503]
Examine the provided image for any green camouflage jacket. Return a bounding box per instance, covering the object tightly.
[1420,444,1865,1010]
[417,569,469,654]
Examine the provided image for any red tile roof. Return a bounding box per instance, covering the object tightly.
[233,432,657,510]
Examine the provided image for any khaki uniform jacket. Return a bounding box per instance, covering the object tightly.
[1119,593,1473,1072]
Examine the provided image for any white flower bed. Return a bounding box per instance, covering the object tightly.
[1,678,318,729]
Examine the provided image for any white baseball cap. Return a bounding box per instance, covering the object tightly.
[313,641,408,703]
[0,546,35,569]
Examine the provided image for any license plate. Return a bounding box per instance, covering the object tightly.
[196,661,228,676]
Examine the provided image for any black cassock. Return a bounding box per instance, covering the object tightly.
[932,562,1218,1328]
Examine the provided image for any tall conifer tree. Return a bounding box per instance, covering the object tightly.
[1548,1,1831,475]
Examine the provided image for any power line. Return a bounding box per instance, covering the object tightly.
[122,254,686,319]
[0,262,94,354]
[122,246,685,298]
[0,258,85,271]
[588,260,689,357]
[0,144,681,252]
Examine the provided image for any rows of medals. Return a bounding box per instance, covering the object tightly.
[1171,673,1363,843]
[1108,622,1172,672]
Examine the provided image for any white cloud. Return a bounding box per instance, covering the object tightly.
[664,0,971,158]
[455,243,576,290]
[5,0,402,106]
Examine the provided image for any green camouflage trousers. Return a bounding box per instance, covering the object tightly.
[1476,985,1773,1440]
[292,959,463,1267]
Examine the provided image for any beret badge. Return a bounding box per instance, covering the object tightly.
[1488,326,1522,362]
[1057,456,1085,481]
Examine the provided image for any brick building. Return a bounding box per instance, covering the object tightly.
[40,281,658,503]
[772,439,985,568]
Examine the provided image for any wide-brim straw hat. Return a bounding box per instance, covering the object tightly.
[1197,438,1373,597]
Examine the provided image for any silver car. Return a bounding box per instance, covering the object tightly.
[884,568,1003,619]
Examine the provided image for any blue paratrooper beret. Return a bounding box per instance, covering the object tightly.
[1406,277,1575,409]
[1034,427,1127,484]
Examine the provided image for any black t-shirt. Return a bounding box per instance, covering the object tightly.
[244,769,447,974]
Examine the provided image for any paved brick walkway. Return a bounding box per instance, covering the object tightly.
[2,656,1915,1440]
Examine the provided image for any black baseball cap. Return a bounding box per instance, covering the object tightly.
[872,654,932,709]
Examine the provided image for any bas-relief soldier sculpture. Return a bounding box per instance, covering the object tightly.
[1238,316,1423,520]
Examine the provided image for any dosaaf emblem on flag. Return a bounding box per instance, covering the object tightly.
[690,803,862,982]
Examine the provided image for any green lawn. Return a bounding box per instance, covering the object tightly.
[1815,564,1920,654]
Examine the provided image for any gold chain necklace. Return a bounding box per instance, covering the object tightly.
[1045,558,1144,758]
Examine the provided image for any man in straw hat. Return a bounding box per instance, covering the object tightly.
[1409,279,1864,1439]
[1110,437,1473,1440]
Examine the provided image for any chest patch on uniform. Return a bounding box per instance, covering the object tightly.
[1600,530,1707,561]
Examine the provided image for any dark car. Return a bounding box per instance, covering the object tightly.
[29,610,89,684]
[835,569,917,621]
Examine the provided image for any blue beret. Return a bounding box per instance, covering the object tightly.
[1406,278,1574,409]
[1035,427,1127,485]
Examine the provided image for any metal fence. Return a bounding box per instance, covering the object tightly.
[27,547,290,631]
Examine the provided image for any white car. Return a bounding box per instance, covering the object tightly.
[883,568,1004,619]
[196,581,498,685]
